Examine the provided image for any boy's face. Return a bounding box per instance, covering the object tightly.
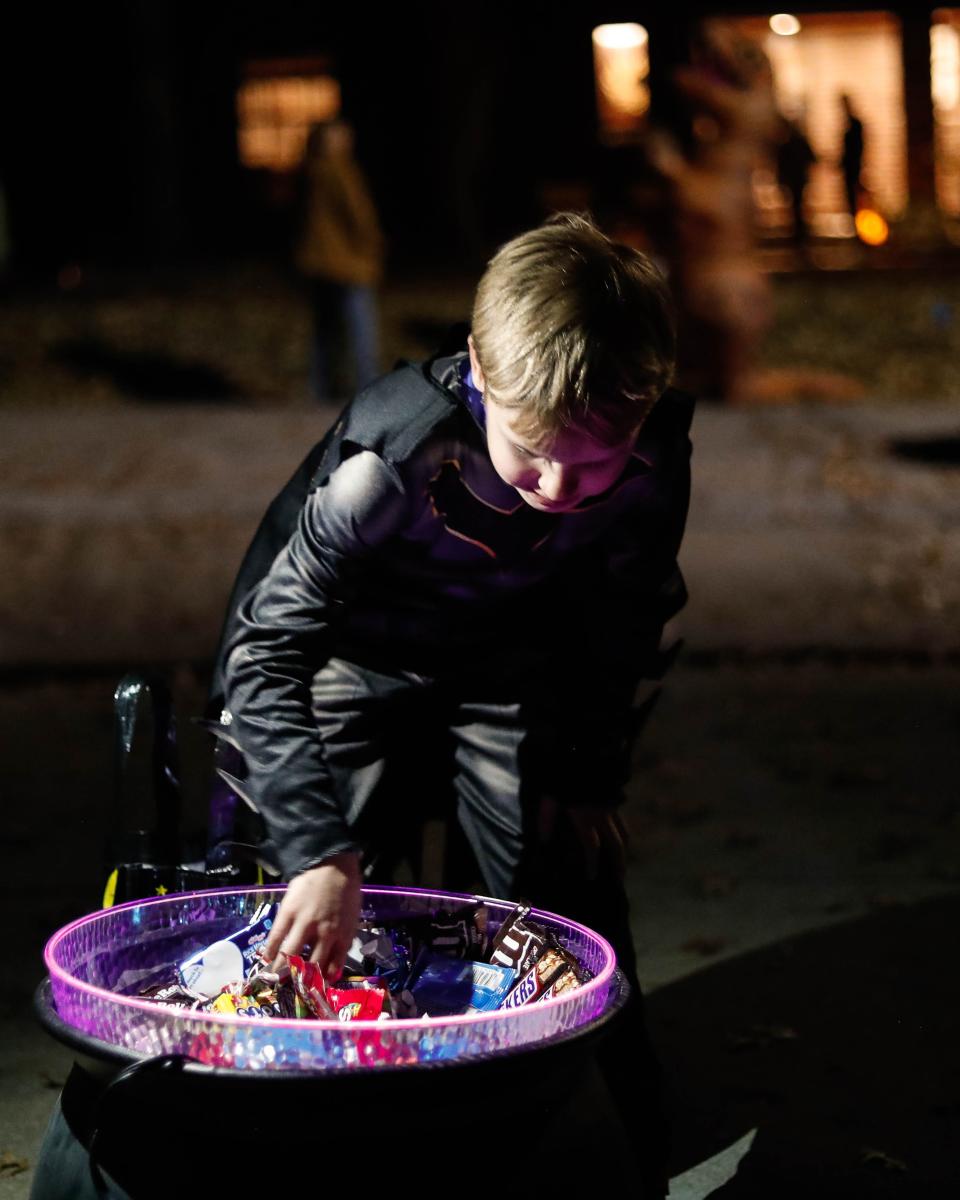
[469,337,636,513]
[484,399,636,512]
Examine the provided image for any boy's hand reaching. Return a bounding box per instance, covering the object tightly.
[263,852,362,981]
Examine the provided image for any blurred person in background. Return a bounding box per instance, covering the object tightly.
[776,113,816,246]
[295,119,385,402]
[840,94,865,222]
[646,20,781,400]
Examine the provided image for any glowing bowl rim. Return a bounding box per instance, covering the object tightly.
[44,883,617,1032]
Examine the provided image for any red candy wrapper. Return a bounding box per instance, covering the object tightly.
[326,985,388,1021]
[287,955,337,1019]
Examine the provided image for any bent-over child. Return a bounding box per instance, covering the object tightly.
[217,213,693,1195]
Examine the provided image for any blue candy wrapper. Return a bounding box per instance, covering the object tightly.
[177,901,276,996]
[408,949,516,1016]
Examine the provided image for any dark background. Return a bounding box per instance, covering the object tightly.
[2,2,935,272]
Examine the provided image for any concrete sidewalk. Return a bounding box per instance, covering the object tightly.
[2,399,958,666]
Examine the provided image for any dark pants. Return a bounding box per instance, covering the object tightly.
[312,655,670,1193]
[308,280,378,401]
[844,170,861,220]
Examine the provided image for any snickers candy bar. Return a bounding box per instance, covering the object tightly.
[499,946,580,1010]
[537,966,580,1002]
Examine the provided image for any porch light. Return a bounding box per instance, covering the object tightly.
[855,208,890,245]
[769,14,802,37]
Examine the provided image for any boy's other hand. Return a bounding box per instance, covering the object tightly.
[538,796,629,880]
[263,852,362,981]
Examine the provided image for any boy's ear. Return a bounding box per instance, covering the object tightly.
[467,335,486,394]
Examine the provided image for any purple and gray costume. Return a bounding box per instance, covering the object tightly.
[217,348,693,889]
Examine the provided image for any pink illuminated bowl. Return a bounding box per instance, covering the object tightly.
[43,885,623,1073]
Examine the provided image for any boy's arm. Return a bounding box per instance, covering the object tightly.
[223,449,404,972]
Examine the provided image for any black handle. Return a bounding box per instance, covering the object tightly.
[107,673,182,874]
[87,1054,203,1197]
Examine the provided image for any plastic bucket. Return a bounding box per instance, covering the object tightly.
[36,885,630,1193]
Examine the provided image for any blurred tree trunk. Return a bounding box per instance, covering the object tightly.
[899,8,935,209]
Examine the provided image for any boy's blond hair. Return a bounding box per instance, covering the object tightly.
[471,212,675,444]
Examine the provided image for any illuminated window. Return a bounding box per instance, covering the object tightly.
[733,12,908,238]
[237,60,341,172]
[592,23,650,141]
[932,11,960,219]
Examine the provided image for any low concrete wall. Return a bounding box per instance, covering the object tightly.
[2,402,958,666]
[1,407,336,665]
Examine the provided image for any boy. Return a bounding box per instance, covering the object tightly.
[218,213,691,1192]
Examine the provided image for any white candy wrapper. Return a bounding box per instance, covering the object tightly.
[177,901,276,996]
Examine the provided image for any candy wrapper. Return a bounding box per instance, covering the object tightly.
[137,895,587,1024]
[487,905,550,977]
[407,949,516,1016]
[537,967,582,1002]
[177,902,276,996]
[287,955,337,1019]
[239,958,282,998]
[209,992,281,1019]
[498,946,582,1010]
[398,903,489,963]
[327,984,389,1021]
[139,982,207,1010]
[344,926,413,993]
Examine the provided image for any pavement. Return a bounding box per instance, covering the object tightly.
[2,394,959,1197]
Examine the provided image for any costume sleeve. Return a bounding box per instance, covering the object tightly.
[546,412,693,807]
[222,448,405,878]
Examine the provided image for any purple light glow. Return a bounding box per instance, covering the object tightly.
[44,886,618,1069]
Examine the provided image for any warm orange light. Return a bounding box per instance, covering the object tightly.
[931,21,960,111]
[593,22,648,51]
[237,75,341,171]
[855,208,889,245]
[592,23,650,137]
[769,13,801,37]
